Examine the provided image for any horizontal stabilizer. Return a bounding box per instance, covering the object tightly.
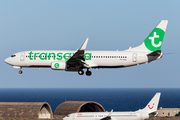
[147,50,161,56]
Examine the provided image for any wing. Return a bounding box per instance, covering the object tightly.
[101,116,111,120]
[100,110,113,120]
[66,38,89,71]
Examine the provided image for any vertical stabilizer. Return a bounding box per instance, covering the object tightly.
[125,20,168,53]
[138,93,161,114]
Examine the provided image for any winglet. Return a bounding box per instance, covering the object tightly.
[80,38,89,50]
[108,109,113,116]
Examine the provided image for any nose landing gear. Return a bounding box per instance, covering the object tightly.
[19,67,22,74]
[19,70,23,74]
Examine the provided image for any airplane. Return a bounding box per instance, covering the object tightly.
[63,93,161,120]
[4,20,168,76]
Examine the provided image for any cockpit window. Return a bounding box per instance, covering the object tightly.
[11,55,16,57]
[67,114,70,117]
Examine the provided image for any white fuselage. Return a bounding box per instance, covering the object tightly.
[4,20,167,75]
[4,50,162,70]
[4,50,158,70]
[63,111,149,120]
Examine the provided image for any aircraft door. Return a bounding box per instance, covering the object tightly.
[132,53,137,62]
[20,52,25,61]
[72,115,75,120]
[140,114,143,120]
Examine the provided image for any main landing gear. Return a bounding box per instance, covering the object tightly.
[78,69,92,76]
[86,69,92,76]
[78,70,84,75]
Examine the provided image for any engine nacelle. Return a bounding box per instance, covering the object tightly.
[51,61,66,70]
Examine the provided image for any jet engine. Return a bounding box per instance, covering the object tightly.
[51,61,66,70]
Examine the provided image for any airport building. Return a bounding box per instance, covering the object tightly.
[157,107,180,117]
[54,101,105,119]
[0,101,105,119]
[0,102,53,119]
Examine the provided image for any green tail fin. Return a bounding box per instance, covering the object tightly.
[125,20,168,53]
[144,20,168,52]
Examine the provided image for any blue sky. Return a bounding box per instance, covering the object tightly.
[0,0,179,88]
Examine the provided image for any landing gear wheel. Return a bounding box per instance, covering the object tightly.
[78,70,84,75]
[19,70,23,74]
[86,70,92,76]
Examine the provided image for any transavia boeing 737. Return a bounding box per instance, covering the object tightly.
[63,93,161,120]
[5,20,168,76]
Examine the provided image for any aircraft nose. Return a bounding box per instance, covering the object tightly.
[4,58,10,64]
